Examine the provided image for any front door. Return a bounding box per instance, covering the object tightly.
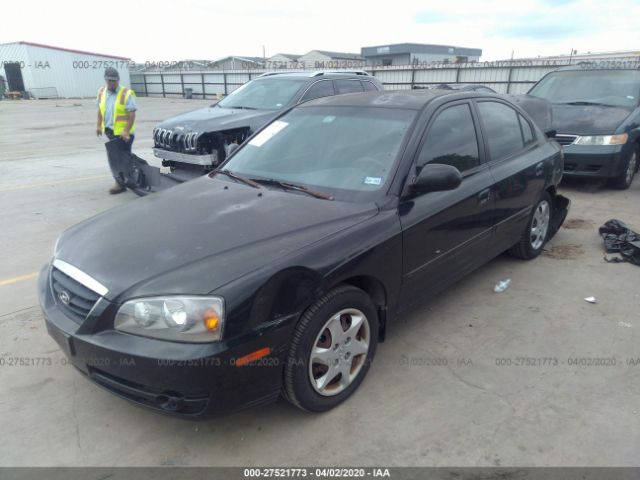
[399,101,495,310]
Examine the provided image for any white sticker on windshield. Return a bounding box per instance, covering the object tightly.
[249,121,289,147]
[322,116,336,123]
[364,176,382,185]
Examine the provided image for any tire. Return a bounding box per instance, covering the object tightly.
[508,192,553,260]
[609,149,637,190]
[283,285,378,412]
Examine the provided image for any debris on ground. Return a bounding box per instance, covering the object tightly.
[562,218,595,230]
[542,244,585,260]
[584,297,598,304]
[494,278,511,293]
[599,219,640,266]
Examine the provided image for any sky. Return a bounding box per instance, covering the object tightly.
[2,0,639,62]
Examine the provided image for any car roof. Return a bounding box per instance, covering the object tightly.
[300,89,489,110]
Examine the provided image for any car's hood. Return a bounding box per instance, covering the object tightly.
[157,105,278,133]
[56,176,378,300]
[550,103,631,135]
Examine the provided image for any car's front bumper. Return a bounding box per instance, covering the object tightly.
[38,264,292,417]
[561,144,628,178]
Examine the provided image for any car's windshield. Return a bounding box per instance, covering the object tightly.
[217,78,308,110]
[222,106,417,200]
[529,70,640,108]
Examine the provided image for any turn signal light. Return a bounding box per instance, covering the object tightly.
[203,309,220,331]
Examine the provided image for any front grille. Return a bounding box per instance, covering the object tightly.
[153,127,194,152]
[553,134,578,146]
[51,267,101,323]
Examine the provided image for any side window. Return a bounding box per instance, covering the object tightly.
[519,114,534,145]
[477,101,525,161]
[417,104,480,172]
[300,81,335,102]
[335,79,364,94]
[361,80,378,91]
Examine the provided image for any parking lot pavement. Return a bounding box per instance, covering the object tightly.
[1,98,639,467]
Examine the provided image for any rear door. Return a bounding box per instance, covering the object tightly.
[398,101,496,309]
[474,100,546,255]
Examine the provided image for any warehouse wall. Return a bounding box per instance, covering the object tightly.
[0,43,131,98]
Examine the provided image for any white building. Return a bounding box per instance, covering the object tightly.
[0,41,131,98]
[266,53,302,69]
[298,50,365,69]
[361,43,483,66]
[207,56,266,70]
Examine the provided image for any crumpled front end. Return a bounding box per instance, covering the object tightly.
[548,194,571,241]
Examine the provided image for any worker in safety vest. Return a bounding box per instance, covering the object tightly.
[96,67,137,194]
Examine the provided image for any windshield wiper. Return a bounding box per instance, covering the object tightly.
[559,101,611,106]
[252,178,334,200]
[213,169,261,189]
[231,106,258,110]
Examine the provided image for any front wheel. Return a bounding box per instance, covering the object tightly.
[283,285,378,412]
[508,192,552,260]
[609,149,637,190]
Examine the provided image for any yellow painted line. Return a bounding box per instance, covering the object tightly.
[0,272,38,287]
[0,174,110,193]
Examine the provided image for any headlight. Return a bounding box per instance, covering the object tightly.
[574,133,628,145]
[114,296,224,342]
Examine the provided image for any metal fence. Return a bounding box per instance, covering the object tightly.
[130,57,640,99]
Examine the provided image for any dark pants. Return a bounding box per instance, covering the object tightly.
[105,128,135,185]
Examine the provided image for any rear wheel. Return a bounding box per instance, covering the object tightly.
[609,149,637,190]
[508,192,552,260]
[283,285,378,412]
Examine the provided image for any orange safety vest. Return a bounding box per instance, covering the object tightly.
[98,85,136,135]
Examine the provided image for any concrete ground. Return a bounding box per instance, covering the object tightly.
[0,98,639,467]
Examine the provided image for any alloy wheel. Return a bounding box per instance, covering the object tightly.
[309,308,370,396]
[530,200,550,250]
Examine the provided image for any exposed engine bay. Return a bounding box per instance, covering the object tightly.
[152,126,251,171]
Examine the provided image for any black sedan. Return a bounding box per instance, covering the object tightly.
[39,90,569,415]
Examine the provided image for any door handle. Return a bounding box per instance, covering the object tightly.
[477,188,491,205]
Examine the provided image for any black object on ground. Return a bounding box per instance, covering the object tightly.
[599,219,640,266]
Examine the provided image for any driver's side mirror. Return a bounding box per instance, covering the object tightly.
[410,164,462,195]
